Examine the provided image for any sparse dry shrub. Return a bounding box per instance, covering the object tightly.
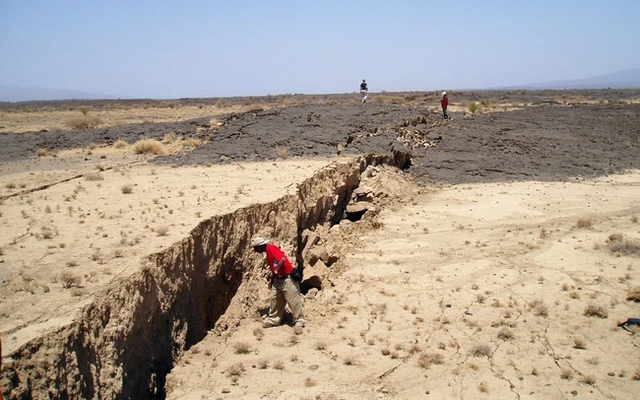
[584,303,608,318]
[498,327,514,340]
[225,362,245,377]
[529,299,549,317]
[65,114,104,129]
[607,233,640,256]
[132,139,164,155]
[633,368,640,380]
[60,272,81,288]
[626,287,640,302]
[468,102,479,114]
[576,216,593,229]
[470,344,492,357]
[304,377,316,387]
[418,352,444,369]
[78,106,92,115]
[580,374,596,386]
[273,360,285,370]
[36,148,47,157]
[315,341,327,351]
[84,172,103,181]
[560,368,573,380]
[478,382,489,393]
[114,140,128,149]
[258,359,269,369]
[343,356,356,366]
[253,327,264,340]
[121,184,133,194]
[573,337,586,349]
[233,342,251,354]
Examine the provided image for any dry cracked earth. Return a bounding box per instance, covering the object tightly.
[1,90,640,400]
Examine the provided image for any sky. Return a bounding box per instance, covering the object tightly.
[1,1,639,99]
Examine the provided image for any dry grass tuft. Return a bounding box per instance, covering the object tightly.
[497,327,514,340]
[470,344,492,358]
[84,172,103,181]
[233,342,251,354]
[626,286,640,302]
[60,272,81,288]
[576,216,593,229]
[417,352,444,369]
[225,362,245,377]
[584,303,608,318]
[572,336,587,349]
[607,233,640,256]
[580,374,596,386]
[560,368,573,380]
[529,299,549,317]
[65,114,104,129]
[132,139,164,155]
[121,184,133,194]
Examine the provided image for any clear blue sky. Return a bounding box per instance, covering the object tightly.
[1,1,639,99]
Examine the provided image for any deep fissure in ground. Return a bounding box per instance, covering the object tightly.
[2,152,409,400]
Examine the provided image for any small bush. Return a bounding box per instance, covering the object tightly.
[607,234,640,256]
[498,328,514,340]
[114,140,128,149]
[65,115,104,129]
[573,337,586,349]
[36,148,47,157]
[584,303,608,318]
[560,368,573,380]
[470,344,492,357]
[60,272,81,288]
[132,139,164,155]
[225,362,245,377]
[468,102,479,114]
[626,287,640,302]
[418,352,444,368]
[84,172,103,181]
[121,185,133,194]
[576,217,593,229]
[233,342,251,354]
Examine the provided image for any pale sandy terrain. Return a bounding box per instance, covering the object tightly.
[1,92,640,400]
[165,169,640,400]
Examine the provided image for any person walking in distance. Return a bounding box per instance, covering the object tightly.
[441,91,450,119]
[360,79,368,103]
[252,236,305,328]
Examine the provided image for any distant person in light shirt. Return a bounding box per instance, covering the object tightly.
[360,79,368,103]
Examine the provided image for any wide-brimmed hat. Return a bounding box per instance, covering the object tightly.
[251,237,268,247]
[442,91,447,96]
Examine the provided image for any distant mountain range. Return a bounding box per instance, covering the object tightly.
[500,68,640,90]
[0,85,118,103]
[2,69,640,102]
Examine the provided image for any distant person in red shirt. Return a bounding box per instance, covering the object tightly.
[441,91,450,119]
[252,236,305,328]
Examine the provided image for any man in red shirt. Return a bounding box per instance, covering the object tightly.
[252,237,305,328]
[441,91,450,119]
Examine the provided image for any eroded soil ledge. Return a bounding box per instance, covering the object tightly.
[2,152,408,400]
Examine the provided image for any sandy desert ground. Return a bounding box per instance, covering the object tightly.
[1,90,640,399]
